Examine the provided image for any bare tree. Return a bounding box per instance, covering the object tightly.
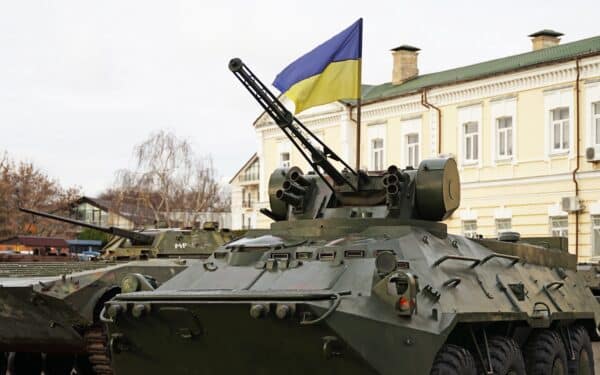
[0,153,81,238]
[109,131,229,228]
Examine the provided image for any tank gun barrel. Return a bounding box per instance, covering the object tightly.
[19,207,155,245]
[228,58,357,191]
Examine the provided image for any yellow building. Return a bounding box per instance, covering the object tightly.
[230,30,600,261]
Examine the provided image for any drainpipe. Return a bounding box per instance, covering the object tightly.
[421,90,442,155]
[572,58,581,258]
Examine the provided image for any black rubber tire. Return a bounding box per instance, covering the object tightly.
[44,353,76,375]
[524,330,568,375]
[429,344,477,375]
[0,352,7,375]
[12,352,43,375]
[566,325,595,375]
[477,336,526,375]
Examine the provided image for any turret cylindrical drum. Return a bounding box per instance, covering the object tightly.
[414,158,460,221]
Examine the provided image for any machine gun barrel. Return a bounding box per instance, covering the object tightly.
[229,58,357,191]
[19,207,155,245]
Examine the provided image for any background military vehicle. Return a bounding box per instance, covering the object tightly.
[0,210,241,374]
[20,207,235,260]
[0,258,195,374]
[102,59,599,375]
[577,262,600,302]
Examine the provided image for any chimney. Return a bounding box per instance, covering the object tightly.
[528,30,563,51]
[391,45,420,85]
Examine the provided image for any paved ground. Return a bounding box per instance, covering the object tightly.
[595,342,600,367]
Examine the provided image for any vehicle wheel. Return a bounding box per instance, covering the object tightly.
[0,352,7,374]
[477,336,526,375]
[12,352,43,374]
[566,325,594,375]
[430,344,477,375]
[44,353,76,375]
[524,330,568,375]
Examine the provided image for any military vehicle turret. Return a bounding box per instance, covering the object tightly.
[103,59,599,375]
[20,207,235,260]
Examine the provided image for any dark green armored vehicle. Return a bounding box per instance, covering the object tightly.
[103,59,599,375]
[0,210,240,374]
[20,207,236,260]
[0,259,197,374]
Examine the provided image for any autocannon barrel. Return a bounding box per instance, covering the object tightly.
[282,180,307,196]
[275,190,303,208]
[289,170,311,187]
[19,207,155,245]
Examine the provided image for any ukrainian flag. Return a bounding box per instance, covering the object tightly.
[273,19,362,114]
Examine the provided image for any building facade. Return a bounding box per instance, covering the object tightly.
[230,153,261,229]
[230,31,600,261]
[71,196,135,229]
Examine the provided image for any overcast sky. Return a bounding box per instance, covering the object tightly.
[0,0,598,195]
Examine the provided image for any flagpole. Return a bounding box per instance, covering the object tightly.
[356,90,361,171]
[355,21,363,172]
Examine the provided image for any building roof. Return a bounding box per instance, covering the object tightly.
[229,153,258,184]
[0,236,69,247]
[72,196,152,225]
[73,196,111,212]
[362,35,600,104]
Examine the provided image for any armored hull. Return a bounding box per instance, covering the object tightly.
[104,58,599,375]
[106,219,599,375]
[0,259,196,374]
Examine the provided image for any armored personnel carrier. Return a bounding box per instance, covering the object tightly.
[103,59,599,375]
[0,210,240,374]
[19,207,235,261]
[0,258,197,374]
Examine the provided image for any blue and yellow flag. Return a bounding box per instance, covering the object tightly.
[273,19,362,114]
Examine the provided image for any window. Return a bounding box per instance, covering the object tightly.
[592,216,600,257]
[550,216,568,238]
[241,159,259,181]
[463,122,479,163]
[594,102,600,145]
[462,220,478,238]
[496,117,513,159]
[406,133,419,168]
[371,138,384,170]
[280,152,290,168]
[495,218,512,235]
[550,107,569,153]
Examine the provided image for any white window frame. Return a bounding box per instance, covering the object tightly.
[279,152,290,168]
[593,102,600,146]
[371,139,384,171]
[462,220,478,238]
[400,117,422,169]
[458,104,482,167]
[463,122,479,164]
[406,134,419,168]
[277,140,291,168]
[495,218,512,236]
[544,88,574,158]
[586,82,600,148]
[490,98,517,164]
[549,216,568,238]
[592,215,600,257]
[550,107,570,153]
[496,117,513,159]
[367,124,386,171]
